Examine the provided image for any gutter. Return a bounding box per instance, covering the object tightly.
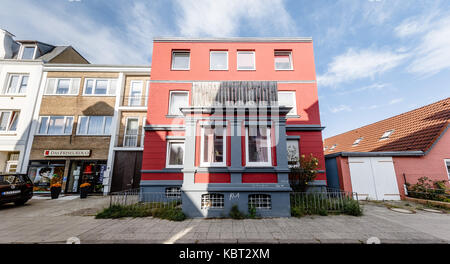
[325,151,425,158]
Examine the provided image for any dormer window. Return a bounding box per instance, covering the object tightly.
[380,130,394,140]
[20,45,36,60]
[352,137,363,146]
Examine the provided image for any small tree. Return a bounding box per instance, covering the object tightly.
[288,154,319,192]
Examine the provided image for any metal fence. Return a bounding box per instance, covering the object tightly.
[109,187,359,214]
[290,189,358,213]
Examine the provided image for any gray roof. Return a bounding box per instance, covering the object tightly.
[37,46,70,62]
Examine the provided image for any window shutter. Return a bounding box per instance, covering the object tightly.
[45,78,56,94]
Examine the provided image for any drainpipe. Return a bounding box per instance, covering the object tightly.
[403,173,408,196]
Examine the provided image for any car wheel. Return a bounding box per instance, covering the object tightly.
[14,199,28,206]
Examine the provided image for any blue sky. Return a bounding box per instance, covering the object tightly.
[1,0,450,138]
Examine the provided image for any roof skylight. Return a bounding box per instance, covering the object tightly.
[380,130,394,140]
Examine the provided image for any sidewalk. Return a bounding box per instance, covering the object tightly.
[0,197,448,244]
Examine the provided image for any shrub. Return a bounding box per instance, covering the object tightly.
[95,204,185,221]
[248,205,257,219]
[229,204,245,219]
[289,154,320,192]
[291,206,305,217]
[343,199,363,216]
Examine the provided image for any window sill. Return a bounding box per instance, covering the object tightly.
[0,94,26,97]
[171,68,190,71]
[275,69,294,71]
[35,134,71,136]
[166,115,184,118]
[0,132,17,136]
[237,69,256,71]
[286,115,300,119]
[82,94,115,97]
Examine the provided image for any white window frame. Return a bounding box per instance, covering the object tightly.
[171,50,190,70]
[245,126,272,167]
[237,51,256,70]
[352,137,363,146]
[248,194,272,210]
[201,193,224,209]
[0,110,20,133]
[168,91,189,116]
[141,117,146,147]
[278,91,297,116]
[274,50,293,70]
[83,78,117,96]
[4,74,29,95]
[200,126,227,167]
[145,80,150,107]
[37,116,73,135]
[287,139,300,167]
[128,80,143,106]
[166,140,185,168]
[44,78,81,96]
[444,159,450,181]
[123,117,140,147]
[19,45,37,60]
[76,116,112,136]
[380,130,394,140]
[165,187,181,198]
[209,50,228,70]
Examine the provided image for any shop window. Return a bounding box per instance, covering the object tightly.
[171,50,190,70]
[0,110,20,133]
[245,126,272,166]
[166,140,184,168]
[248,194,272,209]
[200,126,226,167]
[77,116,112,135]
[287,139,300,167]
[128,80,143,106]
[168,91,189,116]
[38,116,73,135]
[165,187,181,198]
[83,78,117,95]
[66,161,106,193]
[4,74,28,94]
[124,117,139,147]
[201,193,224,209]
[274,50,293,70]
[278,91,297,116]
[44,78,80,95]
[210,51,228,70]
[237,51,255,70]
[28,161,65,192]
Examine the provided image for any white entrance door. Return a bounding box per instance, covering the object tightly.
[348,157,400,200]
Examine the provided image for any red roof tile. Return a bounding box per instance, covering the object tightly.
[324,97,450,155]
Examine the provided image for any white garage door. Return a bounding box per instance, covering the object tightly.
[348,157,400,200]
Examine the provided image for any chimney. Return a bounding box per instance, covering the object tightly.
[0,29,19,59]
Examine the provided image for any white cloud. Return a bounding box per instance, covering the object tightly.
[329,105,352,113]
[337,83,389,95]
[174,0,296,37]
[406,15,450,76]
[389,98,403,105]
[318,48,408,87]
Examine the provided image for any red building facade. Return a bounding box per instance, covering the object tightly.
[141,38,326,217]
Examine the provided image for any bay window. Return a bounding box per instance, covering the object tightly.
[38,116,73,135]
[200,126,226,167]
[77,116,112,135]
[246,126,272,166]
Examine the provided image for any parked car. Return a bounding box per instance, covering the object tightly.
[0,174,33,206]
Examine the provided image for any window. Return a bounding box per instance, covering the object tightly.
[210,51,228,70]
[45,78,81,95]
[201,193,224,209]
[352,137,363,146]
[37,116,73,135]
[128,81,143,106]
[5,74,28,94]
[0,111,19,132]
[246,126,272,166]
[165,187,181,198]
[201,126,226,167]
[274,50,293,70]
[166,141,184,168]
[237,51,255,70]
[287,139,300,167]
[83,79,117,95]
[278,91,297,116]
[21,46,36,60]
[248,194,272,209]
[445,160,450,180]
[171,51,190,70]
[380,130,394,140]
[168,91,189,116]
[329,144,337,151]
[123,117,139,147]
[77,116,112,135]
[141,117,146,147]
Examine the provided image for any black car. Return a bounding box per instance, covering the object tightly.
[0,174,33,206]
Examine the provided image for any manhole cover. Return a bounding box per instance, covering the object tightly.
[389,208,414,214]
[422,208,443,214]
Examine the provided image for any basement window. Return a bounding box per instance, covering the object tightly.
[352,137,363,146]
[380,130,394,140]
[165,187,181,198]
[201,193,224,209]
[248,194,272,210]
